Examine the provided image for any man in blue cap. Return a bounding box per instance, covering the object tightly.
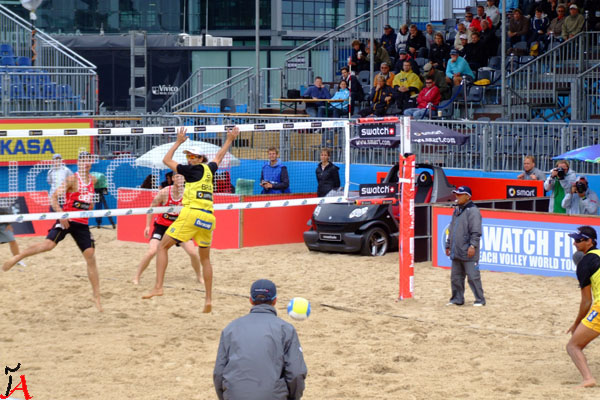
[214,279,307,400]
[445,186,486,306]
[566,226,600,388]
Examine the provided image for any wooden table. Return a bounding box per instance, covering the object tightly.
[274,98,344,117]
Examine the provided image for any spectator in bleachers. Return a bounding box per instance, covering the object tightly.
[508,8,530,46]
[529,7,550,49]
[454,23,471,50]
[403,77,441,119]
[424,24,437,50]
[544,159,577,213]
[546,4,567,45]
[330,80,350,118]
[395,24,410,54]
[462,11,482,33]
[421,62,450,101]
[485,0,501,28]
[429,32,451,71]
[475,5,493,29]
[446,49,475,86]
[349,40,369,72]
[464,32,488,72]
[303,76,331,118]
[393,49,420,75]
[406,24,427,58]
[380,24,397,60]
[562,4,585,40]
[392,61,423,111]
[546,0,560,21]
[480,20,500,59]
[527,0,552,17]
[374,62,395,86]
[364,39,391,72]
[340,66,364,115]
[517,155,546,181]
[457,34,469,56]
[562,176,599,216]
[358,75,394,117]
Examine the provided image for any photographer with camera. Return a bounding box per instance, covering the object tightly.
[562,176,599,215]
[544,160,577,213]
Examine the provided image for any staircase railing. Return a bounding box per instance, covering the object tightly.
[571,62,600,121]
[505,31,600,120]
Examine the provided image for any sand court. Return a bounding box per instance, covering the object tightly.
[1,229,599,399]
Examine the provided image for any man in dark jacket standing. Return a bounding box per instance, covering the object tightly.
[214,279,307,400]
[445,186,486,306]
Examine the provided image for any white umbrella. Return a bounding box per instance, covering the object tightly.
[135,140,241,169]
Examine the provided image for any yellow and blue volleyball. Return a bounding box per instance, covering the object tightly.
[287,297,311,321]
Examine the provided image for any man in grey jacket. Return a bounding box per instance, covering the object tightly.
[214,279,307,400]
[445,186,486,306]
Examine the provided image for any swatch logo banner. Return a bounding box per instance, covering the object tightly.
[358,123,396,138]
[507,186,537,198]
[359,183,397,197]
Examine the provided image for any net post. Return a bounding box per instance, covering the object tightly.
[398,117,415,300]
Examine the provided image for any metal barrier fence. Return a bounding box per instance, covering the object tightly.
[1,67,96,115]
[0,4,97,116]
[506,31,600,120]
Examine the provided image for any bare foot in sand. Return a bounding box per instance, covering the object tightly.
[197,274,204,285]
[132,276,140,285]
[93,297,103,312]
[2,259,16,272]
[142,288,164,299]
[203,303,212,313]
[577,379,596,388]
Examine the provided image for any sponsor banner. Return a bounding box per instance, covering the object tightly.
[359,183,397,197]
[351,138,399,148]
[432,206,600,277]
[357,123,396,138]
[507,185,538,198]
[0,119,93,164]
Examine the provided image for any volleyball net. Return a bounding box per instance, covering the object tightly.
[0,120,351,224]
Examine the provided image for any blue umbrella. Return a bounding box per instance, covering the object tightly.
[553,143,600,163]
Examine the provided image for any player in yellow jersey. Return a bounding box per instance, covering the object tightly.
[143,125,240,313]
[566,226,600,387]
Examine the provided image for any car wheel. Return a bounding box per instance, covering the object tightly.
[361,227,389,256]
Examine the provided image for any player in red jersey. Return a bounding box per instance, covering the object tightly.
[2,152,102,312]
[132,173,202,285]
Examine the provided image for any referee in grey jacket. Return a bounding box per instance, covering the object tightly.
[445,186,486,306]
[214,279,307,400]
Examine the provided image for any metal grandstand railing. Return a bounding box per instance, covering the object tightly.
[0,4,97,115]
[571,62,600,121]
[505,31,600,120]
[283,0,408,92]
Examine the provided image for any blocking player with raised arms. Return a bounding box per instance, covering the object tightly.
[132,172,202,285]
[143,125,240,314]
[2,152,102,312]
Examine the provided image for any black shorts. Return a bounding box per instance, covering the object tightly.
[150,222,181,246]
[46,220,95,252]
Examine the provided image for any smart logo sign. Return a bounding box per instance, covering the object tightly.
[506,185,538,198]
[433,207,599,277]
[358,123,396,138]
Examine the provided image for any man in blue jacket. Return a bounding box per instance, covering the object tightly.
[445,186,486,306]
[260,147,291,194]
[214,279,307,400]
[446,49,475,87]
[303,76,331,117]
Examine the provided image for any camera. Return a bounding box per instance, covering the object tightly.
[576,181,587,194]
[555,167,566,180]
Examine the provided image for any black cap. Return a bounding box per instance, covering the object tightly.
[251,279,277,303]
[384,24,392,29]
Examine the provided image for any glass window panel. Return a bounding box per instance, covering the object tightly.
[293,0,302,13]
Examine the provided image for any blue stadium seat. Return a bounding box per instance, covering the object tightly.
[16,56,31,66]
[1,56,16,66]
[0,44,14,58]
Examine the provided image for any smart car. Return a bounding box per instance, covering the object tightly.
[303,163,455,256]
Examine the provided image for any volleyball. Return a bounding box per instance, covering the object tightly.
[287,297,311,321]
